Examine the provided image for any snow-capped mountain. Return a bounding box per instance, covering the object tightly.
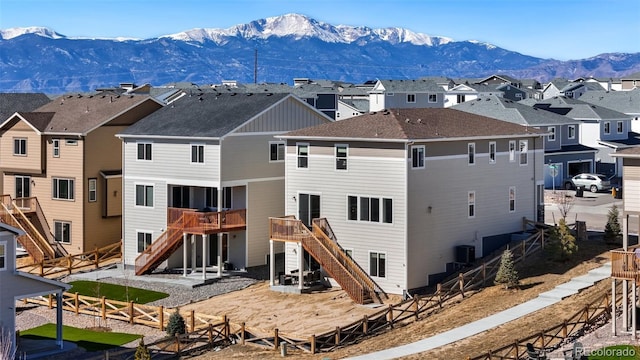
[0,14,638,93]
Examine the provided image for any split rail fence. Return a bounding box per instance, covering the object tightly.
[25,218,556,355]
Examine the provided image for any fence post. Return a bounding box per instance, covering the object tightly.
[190,310,195,332]
[310,334,316,354]
[459,273,465,298]
[94,247,99,269]
[539,331,545,348]
[208,324,213,343]
[584,305,589,322]
[335,326,340,345]
[514,339,519,358]
[67,255,72,274]
[101,296,106,320]
[39,261,44,276]
[437,283,443,307]
[175,336,180,356]
[387,305,394,328]
[413,295,420,320]
[240,322,245,345]
[363,315,368,334]
[541,229,545,250]
[74,292,79,315]
[129,301,134,324]
[48,294,53,309]
[274,328,279,350]
[563,320,567,338]
[159,306,164,331]
[522,240,526,260]
[223,315,228,338]
[482,263,486,285]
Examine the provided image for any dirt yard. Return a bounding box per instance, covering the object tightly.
[188,230,615,360]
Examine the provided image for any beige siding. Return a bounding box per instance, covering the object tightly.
[246,180,284,267]
[105,177,122,217]
[289,141,405,158]
[221,134,285,182]
[624,180,640,212]
[0,121,43,174]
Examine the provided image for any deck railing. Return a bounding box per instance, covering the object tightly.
[610,250,638,280]
[167,207,247,234]
[0,201,47,262]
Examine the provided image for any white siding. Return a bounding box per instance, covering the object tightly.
[284,141,407,294]
[246,180,285,266]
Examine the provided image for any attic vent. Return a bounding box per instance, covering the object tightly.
[405,118,410,123]
[417,119,422,123]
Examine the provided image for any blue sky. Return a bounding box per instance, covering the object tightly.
[1,0,638,60]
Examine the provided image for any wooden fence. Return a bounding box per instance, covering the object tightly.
[17,240,122,278]
[467,283,621,359]
[24,221,557,355]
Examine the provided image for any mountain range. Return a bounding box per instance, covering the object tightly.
[1,13,639,94]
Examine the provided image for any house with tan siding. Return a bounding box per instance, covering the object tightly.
[273,108,545,296]
[117,92,332,276]
[0,94,163,257]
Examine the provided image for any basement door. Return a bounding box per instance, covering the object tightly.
[298,193,321,271]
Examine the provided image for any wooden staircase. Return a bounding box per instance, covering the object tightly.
[0,195,59,262]
[13,196,68,258]
[269,217,387,305]
[135,208,247,275]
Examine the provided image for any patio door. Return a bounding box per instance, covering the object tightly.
[208,233,228,266]
[171,186,190,208]
[298,193,321,271]
[15,175,30,198]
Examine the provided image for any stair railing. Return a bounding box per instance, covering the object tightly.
[0,202,46,263]
[11,203,56,259]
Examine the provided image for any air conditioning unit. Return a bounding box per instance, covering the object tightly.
[455,245,475,264]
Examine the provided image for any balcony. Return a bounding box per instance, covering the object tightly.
[167,207,247,235]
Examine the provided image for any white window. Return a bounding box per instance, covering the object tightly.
[14,138,26,156]
[617,121,623,134]
[135,184,154,207]
[191,144,204,163]
[0,241,5,270]
[457,94,466,103]
[604,121,611,135]
[53,139,60,157]
[489,142,496,164]
[52,178,74,200]
[54,221,71,243]
[369,251,386,278]
[336,144,348,170]
[509,186,516,212]
[269,141,285,162]
[348,196,392,224]
[88,178,97,202]
[568,125,576,139]
[137,142,152,160]
[515,93,522,99]
[407,94,416,103]
[411,145,425,169]
[509,140,516,162]
[548,126,556,141]
[137,232,153,252]
[468,191,476,218]
[297,143,309,169]
[65,139,78,146]
[468,143,475,165]
[519,140,528,165]
[428,94,437,103]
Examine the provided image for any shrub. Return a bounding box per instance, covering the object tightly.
[604,204,622,244]
[134,338,151,360]
[548,218,578,261]
[166,309,186,337]
[494,249,519,289]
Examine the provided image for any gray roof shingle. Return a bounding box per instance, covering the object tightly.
[578,89,640,115]
[0,93,51,122]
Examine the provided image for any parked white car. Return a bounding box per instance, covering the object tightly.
[564,173,612,193]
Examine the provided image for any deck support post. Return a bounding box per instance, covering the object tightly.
[269,240,275,286]
[191,234,196,274]
[298,242,303,290]
[55,291,63,348]
[183,232,188,277]
[613,278,617,336]
[624,280,629,331]
[217,233,222,277]
[202,234,207,280]
[634,280,637,339]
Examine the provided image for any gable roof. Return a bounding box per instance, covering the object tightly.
[119,92,293,138]
[612,146,640,158]
[372,79,444,93]
[578,89,640,115]
[0,93,51,123]
[452,96,579,126]
[282,108,543,142]
[535,96,630,120]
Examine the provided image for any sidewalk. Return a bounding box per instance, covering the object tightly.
[344,263,612,360]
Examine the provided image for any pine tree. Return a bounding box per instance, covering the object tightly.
[548,218,578,261]
[494,249,519,289]
[134,338,151,360]
[604,204,622,244]
[166,309,186,337]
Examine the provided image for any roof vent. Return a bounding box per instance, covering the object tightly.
[417,118,422,123]
[405,118,410,123]
[77,94,82,98]
[246,93,253,96]
[231,93,237,96]
[198,97,203,101]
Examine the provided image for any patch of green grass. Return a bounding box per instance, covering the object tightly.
[20,324,141,352]
[68,280,168,304]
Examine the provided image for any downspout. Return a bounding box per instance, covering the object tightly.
[404,140,411,295]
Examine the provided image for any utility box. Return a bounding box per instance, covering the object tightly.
[455,245,475,264]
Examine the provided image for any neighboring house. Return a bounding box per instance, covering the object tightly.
[0,94,163,258]
[275,108,545,295]
[444,83,503,107]
[475,74,523,88]
[542,79,604,100]
[542,79,572,99]
[336,99,367,120]
[117,92,333,276]
[534,96,632,176]
[495,83,530,101]
[621,71,640,91]
[369,79,445,112]
[453,96,595,189]
[579,89,640,132]
[0,222,70,357]
[577,77,622,92]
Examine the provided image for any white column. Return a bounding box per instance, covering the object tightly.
[269,240,275,286]
[634,281,638,339]
[202,235,207,280]
[217,234,223,277]
[613,279,617,336]
[623,214,629,250]
[183,233,188,277]
[298,242,303,290]
[56,291,63,348]
[191,234,196,274]
[624,280,629,331]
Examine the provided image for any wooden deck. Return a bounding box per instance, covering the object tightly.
[168,207,247,235]
[611,250,640,281]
